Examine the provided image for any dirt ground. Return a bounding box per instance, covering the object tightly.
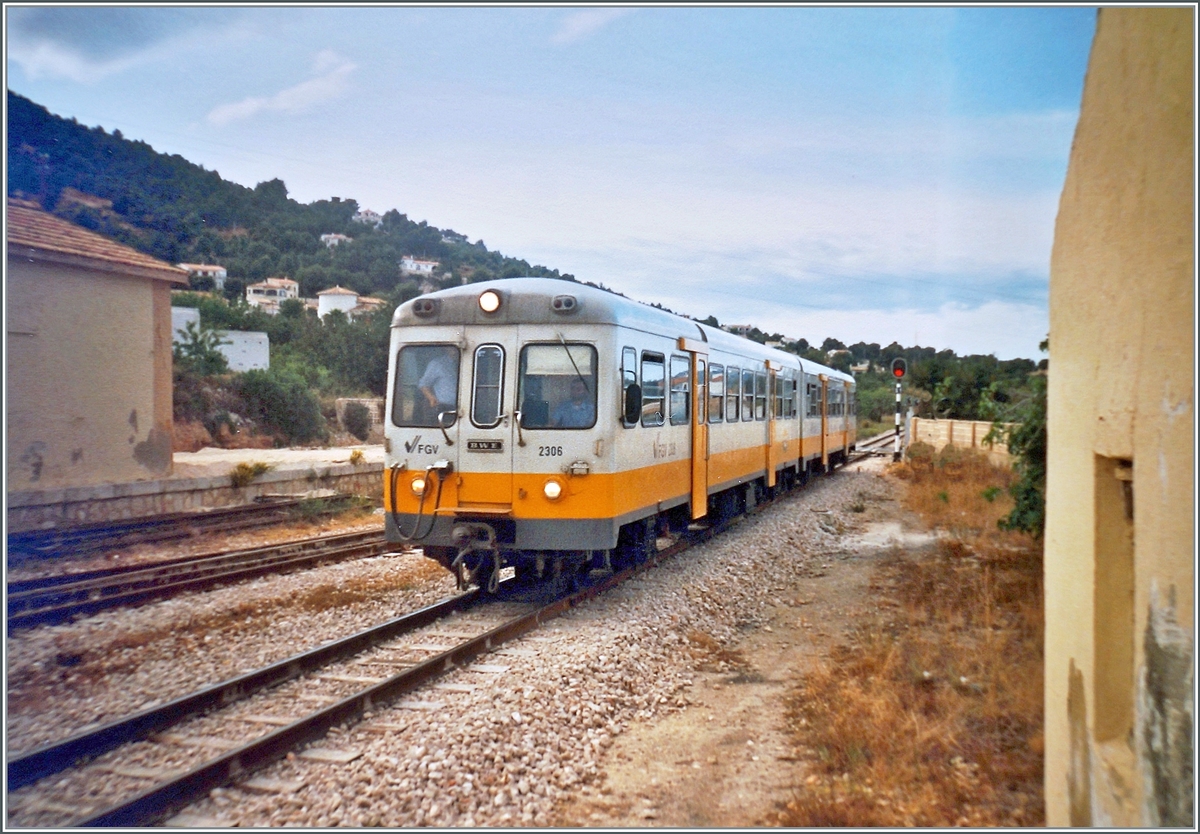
[554,455,930,827]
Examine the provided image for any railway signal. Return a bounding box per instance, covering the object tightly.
[891,357,907,378]
[891,358,906,460]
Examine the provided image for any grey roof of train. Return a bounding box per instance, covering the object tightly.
[393,277,853,384]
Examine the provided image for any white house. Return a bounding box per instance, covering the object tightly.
[177,263,227,290]
[320,233,352,248]
[245,277,299,315]
[352,209,382,227]
[400,255,439,275]
[317,286,386,320]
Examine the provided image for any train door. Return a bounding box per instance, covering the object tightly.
[455,334,519,507]
[819,373,829,470]
[766,361,779,488]
[679,338,709,520]
[842,380,851,453]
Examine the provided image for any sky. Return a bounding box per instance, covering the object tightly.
[6,5,1098,360]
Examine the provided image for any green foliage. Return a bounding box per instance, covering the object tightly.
[230,461,273,488]
[343,401,373,442]
[997,371,1047,537]
[172,320,229,376]
[234,368,328,445]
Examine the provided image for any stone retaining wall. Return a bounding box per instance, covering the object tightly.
[7,462,384,533]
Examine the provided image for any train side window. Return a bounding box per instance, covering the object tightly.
[392,344,460,428]
[696,359,706,425]
[640,352,665,427]
[727,366,740,422]
[470,345,505,428]
[774,374,783,419]
[755,370,767,420]
[621,346,638,428]
[669,355,690,425]
[708,363,724,423]
[742,368,754,421]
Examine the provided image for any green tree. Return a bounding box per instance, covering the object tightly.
[997,338,1048,537]
[172,320,229,376]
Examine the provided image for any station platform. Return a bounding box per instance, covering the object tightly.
[7,445,386,533]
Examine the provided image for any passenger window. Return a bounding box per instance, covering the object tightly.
[641,353,665,426]
[621,346,638,428]
[708,364,724,423]
[755,370,767,420]
[741,368,754,421]
[392,344,460,428]
[669,355,690,425]
[774,374,783,419]
[471,345,505,428]
[696,360,706,425]
[727,366,740,422]
[517,343,597,430]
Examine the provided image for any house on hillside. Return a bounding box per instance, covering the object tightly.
[400,255,439,275]
[352,209,382,227]
[316,286,386,320]
[7,197,187,490]
[320,233,352,248]
[176,262,227,290]
[245,276,299,314]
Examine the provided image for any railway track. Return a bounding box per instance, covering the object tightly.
[6,506,734,828]
[6,494,358,565]
[6,529,393,630]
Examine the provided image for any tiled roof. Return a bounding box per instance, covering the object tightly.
[7,198,188,283]
[317,285,357,296]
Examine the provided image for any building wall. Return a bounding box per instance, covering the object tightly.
[318,292,357,318]
[217,330,270,372]
[1044,8,1193,827]
[8,260,175,488]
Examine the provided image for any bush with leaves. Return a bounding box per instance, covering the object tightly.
[343,401,372,442]
[234,368,328,445]
[996,338,1048,537]
[172,320,229,376]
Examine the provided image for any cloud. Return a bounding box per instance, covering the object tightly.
[6,7,243,82]
[207,52,356,126]
[550,9,633,46]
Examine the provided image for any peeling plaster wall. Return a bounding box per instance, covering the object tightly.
[7,259,175,488]
[1044,8,1194,827]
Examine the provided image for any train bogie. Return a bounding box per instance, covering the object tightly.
[383,278,855,590]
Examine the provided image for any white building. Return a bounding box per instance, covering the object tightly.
[352,209,382,227]
[176,263,227,290]
[171,306,269,371]
[245,277,299,315]
[320,233,352,247]
[400,255,439,275]
[317,286,386,320]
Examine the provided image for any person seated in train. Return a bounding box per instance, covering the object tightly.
[551,378,595,428]
[417,346,458,425]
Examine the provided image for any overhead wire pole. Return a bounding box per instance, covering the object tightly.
[891,358,906,462]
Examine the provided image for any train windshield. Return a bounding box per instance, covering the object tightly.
[391,344,460,428]
[517,343,597,429]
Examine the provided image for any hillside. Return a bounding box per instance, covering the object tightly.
[7,90,574,302]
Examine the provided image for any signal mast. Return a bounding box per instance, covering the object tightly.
[890,358,907,461]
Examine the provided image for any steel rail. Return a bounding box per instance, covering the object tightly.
[6,589,481,791]
[7,495,355,563]
[19,464,846,826]
[7,532,391,630]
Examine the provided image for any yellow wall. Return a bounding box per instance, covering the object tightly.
[7,259,175,488]
[1044,8,1194,827]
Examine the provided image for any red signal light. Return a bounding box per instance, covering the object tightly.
[891,358,907,379]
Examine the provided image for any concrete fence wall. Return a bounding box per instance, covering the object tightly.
[909,417,1013,465]
[7,461,384,533]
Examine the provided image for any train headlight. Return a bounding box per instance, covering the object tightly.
[479,290,501,313]
[410,476,427,496]
[543,479,563,501]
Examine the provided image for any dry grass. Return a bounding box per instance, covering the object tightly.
[780,445,1044,827]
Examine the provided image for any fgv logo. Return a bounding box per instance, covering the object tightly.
[404,435,440,454]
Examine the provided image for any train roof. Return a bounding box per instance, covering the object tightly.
[392,277,853,384]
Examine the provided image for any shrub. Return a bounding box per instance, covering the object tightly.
[343,401,372,441]
[230,461,272,488]
[234,368,328,445]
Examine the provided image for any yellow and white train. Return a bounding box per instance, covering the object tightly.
[383,278,855,591]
